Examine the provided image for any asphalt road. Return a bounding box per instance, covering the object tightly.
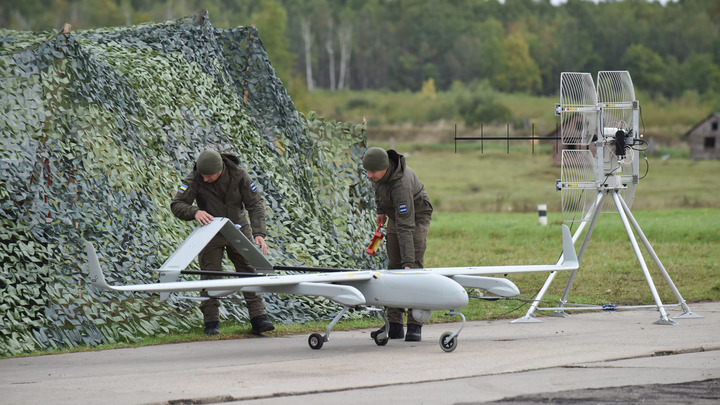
[2,302,719,405]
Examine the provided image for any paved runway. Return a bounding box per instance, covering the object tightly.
[2,302,719,405]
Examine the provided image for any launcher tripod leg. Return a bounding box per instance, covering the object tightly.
[615,194,702,321]
[610,192,677,325]
[513,190,701,325]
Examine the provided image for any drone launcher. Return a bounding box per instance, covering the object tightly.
[556,71,641,222]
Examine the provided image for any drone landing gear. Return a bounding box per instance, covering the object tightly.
[307,307,466,352]
[370,307,390,346]
[307,306,392,350]
[308,305,351,350]
[439,310,465,352]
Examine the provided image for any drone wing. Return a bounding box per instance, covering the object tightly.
[86,220,576,306]
[158,217,274,275]
[425,225,578,297]
[86,242,370,306]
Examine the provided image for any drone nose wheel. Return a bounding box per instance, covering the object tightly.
[439,310,465,352]
[439,331,458,352]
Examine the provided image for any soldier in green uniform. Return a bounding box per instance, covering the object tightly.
[171,150,275,336]
[363,147,433,341]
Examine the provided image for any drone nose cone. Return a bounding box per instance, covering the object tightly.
[440,278,470,309]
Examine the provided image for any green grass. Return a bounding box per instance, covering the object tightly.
[425,209,720,305]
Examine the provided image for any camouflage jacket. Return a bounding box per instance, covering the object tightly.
[372,149,433,267]
[171,153,266,238]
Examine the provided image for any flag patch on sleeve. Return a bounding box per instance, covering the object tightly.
[398,202,408,214]
[250,181,257,192]
[178,184,188,193]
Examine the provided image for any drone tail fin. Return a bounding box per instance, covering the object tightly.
[85,241,114,290]
[157,269,181,301]
[560,224,579,269]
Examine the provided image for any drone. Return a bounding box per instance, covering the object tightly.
[86,217,578,352]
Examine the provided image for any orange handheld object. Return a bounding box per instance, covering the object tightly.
[366,225,384,255]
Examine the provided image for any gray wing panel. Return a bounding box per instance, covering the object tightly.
[219,220,274,271]
[159,218,231,271]
[157,218,275,272]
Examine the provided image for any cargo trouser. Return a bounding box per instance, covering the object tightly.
[385,220,430,326]
[198,233,267,323]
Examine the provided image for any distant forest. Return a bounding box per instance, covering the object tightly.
[2,0,719,99]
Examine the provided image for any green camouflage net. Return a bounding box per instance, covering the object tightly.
[0,13,384,356]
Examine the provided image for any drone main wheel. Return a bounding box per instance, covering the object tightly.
[308,333,324,350]
[373,334,389,346]
[439,331,458,352]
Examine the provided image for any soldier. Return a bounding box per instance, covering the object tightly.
[171,150,275,336]
[363,147,433,341]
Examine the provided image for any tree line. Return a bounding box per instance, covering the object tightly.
[2,0,719,99]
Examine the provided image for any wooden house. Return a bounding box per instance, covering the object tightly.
[684,112,720,160]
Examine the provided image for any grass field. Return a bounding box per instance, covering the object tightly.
[425,209,720,303]
[392,142,720,213]
[304,88,714,147]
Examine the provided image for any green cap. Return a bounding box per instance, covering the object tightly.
[197,150,223,175]
[362,147,389,171]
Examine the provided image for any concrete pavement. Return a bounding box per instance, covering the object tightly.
[1,301,719,405]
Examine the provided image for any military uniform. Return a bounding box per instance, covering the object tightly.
[171,153,270,331]
[370,149,433,331]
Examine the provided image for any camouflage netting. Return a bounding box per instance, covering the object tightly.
[0,12,385,357]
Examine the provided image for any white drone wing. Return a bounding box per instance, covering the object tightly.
[86,219,576,308]
[425,224,578,296]
[87,241,371,306]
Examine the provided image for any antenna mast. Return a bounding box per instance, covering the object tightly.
[513,71,701,325]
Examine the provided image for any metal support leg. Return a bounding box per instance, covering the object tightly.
[323,305,350,341]
[611,192,677,325]
[511,271,554,323]
[617,196,702,320]
[367,307,390,340]
[512,189,696,326]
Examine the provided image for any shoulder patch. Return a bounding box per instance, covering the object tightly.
[178,184,188,194]
[398,202,408,215]
[250,180,257,192]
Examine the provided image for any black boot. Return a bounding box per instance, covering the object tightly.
[250,315,275,334]
[204,321,219,336]
[370,322,404,339]
[405,324,421,341]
